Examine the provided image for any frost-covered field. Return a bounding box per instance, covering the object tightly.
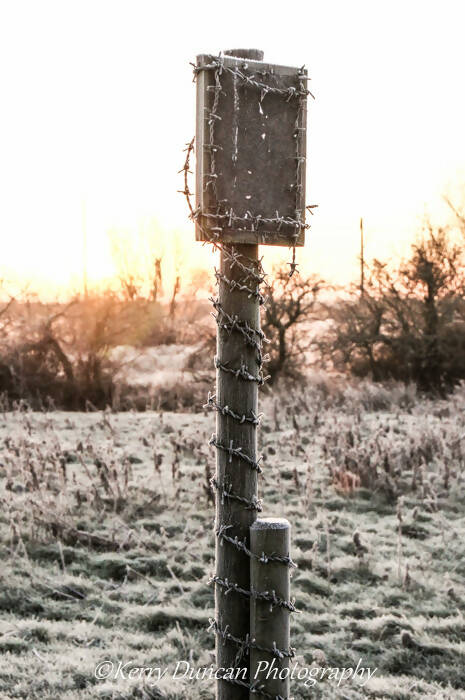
[1,381,465,699]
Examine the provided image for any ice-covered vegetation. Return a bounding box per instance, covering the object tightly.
[2,378,465,698]
[1,214,465,698]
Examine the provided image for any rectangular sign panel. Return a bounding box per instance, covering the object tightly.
[195,53,308,246]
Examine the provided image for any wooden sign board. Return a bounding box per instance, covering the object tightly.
[195,53,307,247]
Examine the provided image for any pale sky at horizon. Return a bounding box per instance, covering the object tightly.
[1,0,465,296]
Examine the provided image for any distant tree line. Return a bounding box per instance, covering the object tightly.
[0,205,464,410]
[320,219,465,395]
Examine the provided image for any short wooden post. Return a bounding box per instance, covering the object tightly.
[250,518,291,699]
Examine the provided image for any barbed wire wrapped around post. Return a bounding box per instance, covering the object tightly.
[181,52,304,700]
[180,51,317,275]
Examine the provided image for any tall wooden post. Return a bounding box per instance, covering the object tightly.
[191,46,308,699]
[215,242,261,699]
[212,48,264,700]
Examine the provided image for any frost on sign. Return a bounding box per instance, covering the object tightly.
[195,54,308,247]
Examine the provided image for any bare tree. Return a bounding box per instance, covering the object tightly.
[321,225,465,393]
[150,257,163,302]
[262,267,323,380]
[169,276,181,319]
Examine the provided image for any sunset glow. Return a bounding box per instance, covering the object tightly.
[1,0,465,297]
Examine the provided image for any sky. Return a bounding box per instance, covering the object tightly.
[1,0,465,296]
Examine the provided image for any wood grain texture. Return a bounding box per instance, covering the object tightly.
[215,243,260,699]
[195,53,307,247]
[250,518,291,699]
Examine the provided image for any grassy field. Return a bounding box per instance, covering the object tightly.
[1,380,465,699]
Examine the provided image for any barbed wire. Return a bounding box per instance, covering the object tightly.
[211,300,267,346]
[178,137,196,218]
[214,268,266,304]
[209,619,296,661]
[180,54,305,697]
[180,134,314,286]
[217,674,289,700]
[210,477,263,512]
[211,297,268,367]
[205,392,262,426]
[193,55,313,101]
[216,524,297,568]
[205,59,223,195]
[214,357,270,386]
[182,50,313,271]
[209,575,299,614]
[201,209,308,234]
[209,435,263,474]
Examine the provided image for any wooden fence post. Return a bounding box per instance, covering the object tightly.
[214,243,261,700]
[190,46,308,699]
[250,518,291,699]
[211,47,265,700]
